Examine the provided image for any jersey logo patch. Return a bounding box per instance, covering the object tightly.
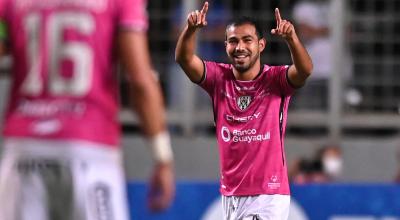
[237,96,251,110]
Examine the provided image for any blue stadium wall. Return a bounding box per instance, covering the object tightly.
[127,182,400,220]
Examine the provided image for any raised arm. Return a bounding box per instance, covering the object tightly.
[118,30,174,211]
[175,1,209,83]
[271,8,313,88]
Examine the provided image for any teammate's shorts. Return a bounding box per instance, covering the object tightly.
[0,138,129,220]
[222,194,290,220]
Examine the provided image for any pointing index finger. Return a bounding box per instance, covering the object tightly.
[275,8,282,27]
[201,1,209,15]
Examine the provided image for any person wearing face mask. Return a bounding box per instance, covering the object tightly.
[289,145,343,184]
[318,145,344,181]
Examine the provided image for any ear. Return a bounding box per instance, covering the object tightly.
[224,40,227,47]
[258,38,266,52]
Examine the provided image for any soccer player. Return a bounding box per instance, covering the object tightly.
[175,2,313,220]
[0,0,174,219]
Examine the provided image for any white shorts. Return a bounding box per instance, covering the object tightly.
[0,138,129,220]
[222,194,290,220]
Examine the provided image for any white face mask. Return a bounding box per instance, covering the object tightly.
[322,157,343,178]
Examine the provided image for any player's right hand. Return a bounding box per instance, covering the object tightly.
[148,161,175,212]
[187,1,208,29]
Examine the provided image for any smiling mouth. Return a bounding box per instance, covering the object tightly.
[233,54,249,62]
[234,55,247,58]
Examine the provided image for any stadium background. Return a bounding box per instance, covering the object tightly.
[0,0,400,219]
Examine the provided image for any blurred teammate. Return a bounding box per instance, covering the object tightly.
[175,2,312,219]
[0,0,174,219]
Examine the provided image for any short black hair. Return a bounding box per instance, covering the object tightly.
[225,16,264,40]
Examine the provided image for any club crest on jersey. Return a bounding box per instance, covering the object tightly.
[237,96,251,110]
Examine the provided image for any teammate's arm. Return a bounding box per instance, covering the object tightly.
[118,30,175,211]
[175,1,209,83]
[271,8,313,88]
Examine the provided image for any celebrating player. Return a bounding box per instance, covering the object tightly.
[175,2,312,219]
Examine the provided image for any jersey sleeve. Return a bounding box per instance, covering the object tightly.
[269,65,294,96]
[117,0,149,32]
[198,61,218,97]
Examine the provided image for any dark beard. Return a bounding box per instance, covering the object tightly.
[232,53,259,74]
[233,63,250,73]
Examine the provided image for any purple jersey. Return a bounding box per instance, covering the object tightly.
[0,0,148,146]
[200,61,294,196]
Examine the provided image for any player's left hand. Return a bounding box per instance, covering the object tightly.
[148,161,175,212]
[271,8,297,41]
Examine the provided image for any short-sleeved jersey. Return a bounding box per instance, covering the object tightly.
[0,0,148,146]
[200,61,294,196]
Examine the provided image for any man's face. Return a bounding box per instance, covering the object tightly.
[225,23,265,73]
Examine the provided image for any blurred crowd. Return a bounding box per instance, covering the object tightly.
[289,145,343,184]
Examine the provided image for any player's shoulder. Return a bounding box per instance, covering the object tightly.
[204,60,232,73]
[263,64,288,72]
[205,60,230,68]
[262,64,289,79]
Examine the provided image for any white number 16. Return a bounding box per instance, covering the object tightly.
[22,12,94,97]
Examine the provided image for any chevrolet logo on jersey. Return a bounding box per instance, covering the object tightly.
[237,96,251,110]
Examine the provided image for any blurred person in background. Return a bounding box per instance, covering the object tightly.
[289,145,343,184]
[318,145,343,181]
[175,1,313,219]
[289,158,322,184]
[288,158,313,184]
[291,0,355,110]
[0,0,174,219]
